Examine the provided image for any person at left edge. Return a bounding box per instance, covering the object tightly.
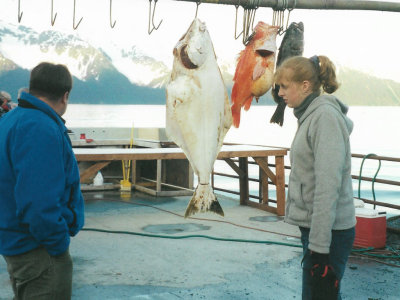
[0,62,85,300]
[0,90,12,117]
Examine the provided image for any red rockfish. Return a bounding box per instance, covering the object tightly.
[231,22,279,128]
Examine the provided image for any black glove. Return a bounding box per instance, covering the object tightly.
[310,251,339,300]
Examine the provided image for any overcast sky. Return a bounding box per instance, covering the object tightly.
[1,0,400,82]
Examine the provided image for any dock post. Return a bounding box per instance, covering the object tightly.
[238,157,249,205]
[275,156,286,216]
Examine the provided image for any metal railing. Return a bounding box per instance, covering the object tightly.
[352,153,400,210]
[212,149,400,212]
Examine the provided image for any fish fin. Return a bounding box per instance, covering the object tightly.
[233,50,247,82]
[231,83,239,105]
[270,102,287,126]
[184,184,224,218]
[223,91,233,129]
[252,60,265,81]
[231,103,241,128]
[243,95,254,111]
[217,91,232,149]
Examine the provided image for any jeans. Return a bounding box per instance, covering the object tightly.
[3,247,72,300]
[300,226,355,300]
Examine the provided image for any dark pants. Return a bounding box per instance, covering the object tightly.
[300,226,355,300]
[3,247,72,300]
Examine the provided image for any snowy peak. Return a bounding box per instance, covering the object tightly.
[115,46,169,87]
[0,52,18,75]
[0,22,114,81]
[0,21,168,87]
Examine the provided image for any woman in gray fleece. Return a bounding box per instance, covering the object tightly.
[274,55,356,300]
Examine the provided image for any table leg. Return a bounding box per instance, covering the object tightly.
[238,157,249,205]
[275,155,286,216]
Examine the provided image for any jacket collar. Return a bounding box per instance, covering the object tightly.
[293,92,320,120]
[18,91,66,126]
[297,94,354,133]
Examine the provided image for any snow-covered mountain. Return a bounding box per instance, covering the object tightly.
[0,21,169,88]
[1,21,399,106]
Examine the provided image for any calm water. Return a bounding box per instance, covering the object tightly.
[65,105,400,213]
[65,105,400,156]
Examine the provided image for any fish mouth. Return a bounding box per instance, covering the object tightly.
[180,45,198,69]
[294,22,304,31]
[256,49,274,57]
[255,36,277,56]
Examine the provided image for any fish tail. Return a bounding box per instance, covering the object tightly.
[231,103,241,128]
[270,101,287,126]
[184,184,224,218]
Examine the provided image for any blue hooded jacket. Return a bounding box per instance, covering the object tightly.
[0,92,84,256]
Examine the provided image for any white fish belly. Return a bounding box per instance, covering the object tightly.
[166,64,228,184]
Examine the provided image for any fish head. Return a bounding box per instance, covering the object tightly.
[280,22,304,55]
[286,22,304,39]
[173,18,213,70]
[251,22,279,58]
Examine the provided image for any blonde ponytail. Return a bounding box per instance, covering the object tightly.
[274,55,339,94]
[318,56,339,94]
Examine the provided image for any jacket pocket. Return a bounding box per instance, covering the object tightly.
[287,183,309,222]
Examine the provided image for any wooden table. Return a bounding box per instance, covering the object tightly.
[73,145,287,216]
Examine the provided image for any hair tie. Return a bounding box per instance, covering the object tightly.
[309,55,320,74]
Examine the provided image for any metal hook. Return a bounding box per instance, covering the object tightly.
[148,0,163,34]
[273,0,291,35]
[285,0,297,30]
[73,0,83,30]
[18,0,23,23]
[194,1,201,19]
[110,0,116,28]
[234,1,243,39]
[51,0,57,26]
[242,0,260,45]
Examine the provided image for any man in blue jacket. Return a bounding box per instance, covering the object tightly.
[0,62,84,299]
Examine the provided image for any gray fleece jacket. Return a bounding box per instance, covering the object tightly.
[285,94,356,254]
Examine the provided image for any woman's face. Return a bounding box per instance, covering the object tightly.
[277,78,307,108]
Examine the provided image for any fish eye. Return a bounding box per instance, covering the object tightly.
[180,45,198,70]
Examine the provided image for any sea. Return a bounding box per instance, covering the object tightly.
[65,105,400,215]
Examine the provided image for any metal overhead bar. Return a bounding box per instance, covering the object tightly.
[172,0,400,13]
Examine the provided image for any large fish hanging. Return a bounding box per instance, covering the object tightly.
[270,22,304,126]
[231,22,279,128]
[165,18,232,217]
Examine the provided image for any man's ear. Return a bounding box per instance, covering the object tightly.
[62,91,69,105]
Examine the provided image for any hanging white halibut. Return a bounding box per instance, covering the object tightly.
[166,18,232,217]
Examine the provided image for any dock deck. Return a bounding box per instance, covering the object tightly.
[1,190,399,299]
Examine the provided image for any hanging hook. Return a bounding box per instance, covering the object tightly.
[110,0,116,28]
[194,1,201,19]
[148,0,163,34]
[18,0,23,23]
[242,0,260,45]
[234,1,243,40]
[51,0,57,26]
[73,0,83,30]
[285,0,297,31]
[272,0,290,35]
